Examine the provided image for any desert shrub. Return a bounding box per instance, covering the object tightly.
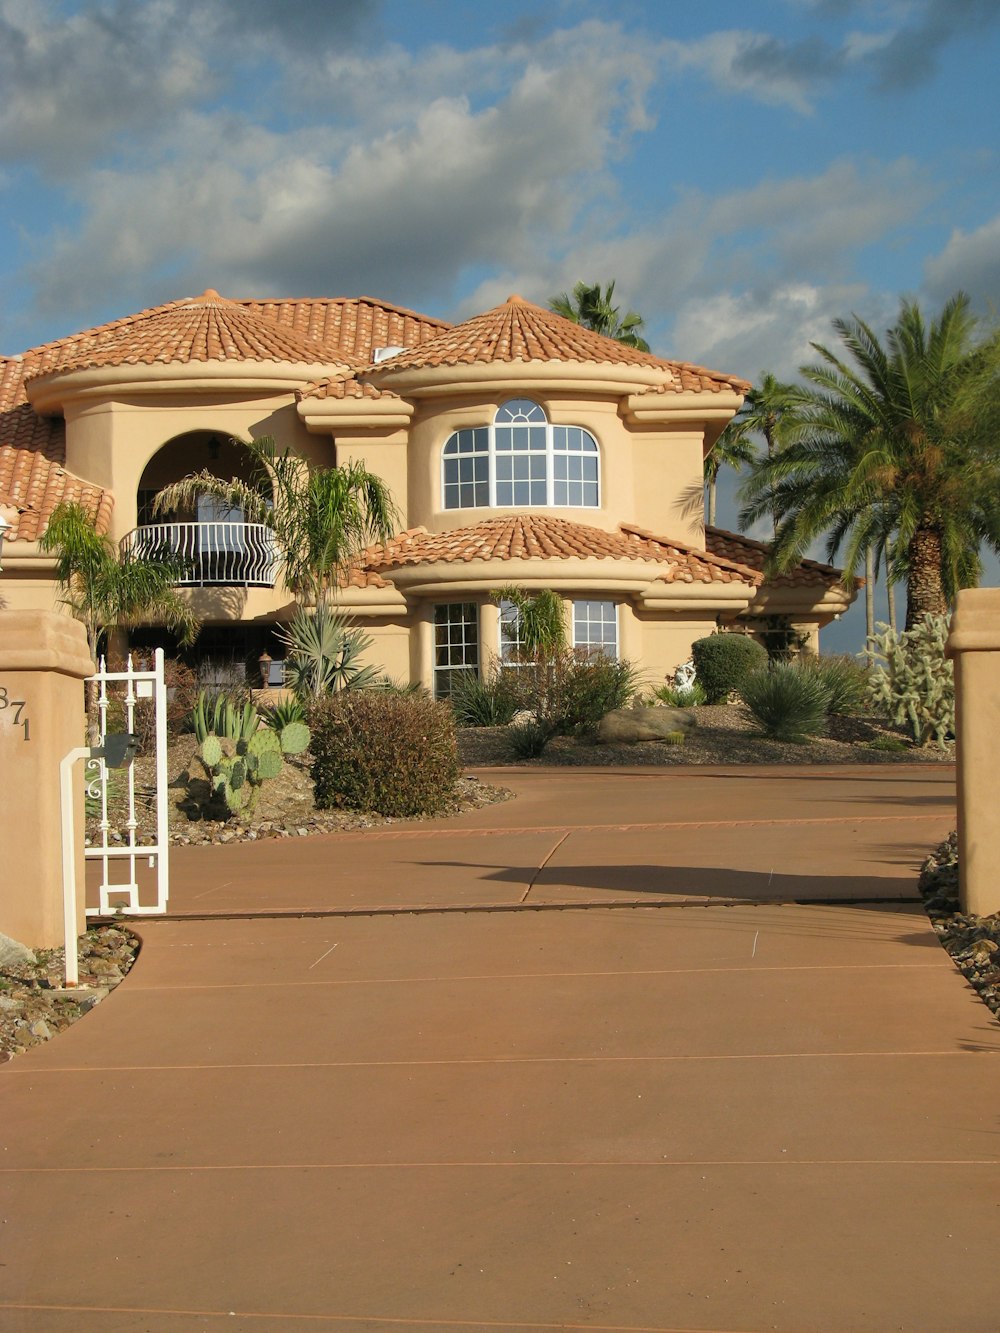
[691,633,768,703]
[739,664,830,741]
[866,615,954,748]
[513,651,640,737]
[507,718,555,759]
[801,655,869,715]
[309,690,460,816]
[651,681,707,708]
[277,606,381,701]
[449,668,523,727]
[260,695,309,734]
[190,689,260,744]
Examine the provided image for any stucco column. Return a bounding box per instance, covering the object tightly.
[0,611,95,947]
[480,599,501,671]
[946,589,1000,917]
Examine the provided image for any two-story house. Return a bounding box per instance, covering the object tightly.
[0,288,853,693]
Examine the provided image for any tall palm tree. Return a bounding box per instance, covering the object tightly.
[40,501,199,663]
[726,373,806,536]
[738,292,1000,629]
[704,420,759,528]
[549,280,651,351]
[155,437,399,609]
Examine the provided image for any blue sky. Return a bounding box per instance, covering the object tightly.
[2,0,998,649]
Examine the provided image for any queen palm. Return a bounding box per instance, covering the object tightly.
[155,437,399,610]
[40,500,199,663]
[549,280,651,351]
[739,293,1000,629]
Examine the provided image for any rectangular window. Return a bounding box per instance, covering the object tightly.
[434,603,479,698]
[573,600,618,658]
[498,599,526,663]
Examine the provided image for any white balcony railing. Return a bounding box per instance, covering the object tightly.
[122,522,279,588]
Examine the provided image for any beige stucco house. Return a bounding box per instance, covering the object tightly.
[0,289,854,693]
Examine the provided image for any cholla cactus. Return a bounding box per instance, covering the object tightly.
[866,615,954,749]
[199,721,310,819]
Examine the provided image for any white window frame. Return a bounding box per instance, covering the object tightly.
[572,600,618,658]
[442,399,600,511]
[433,602,480,698]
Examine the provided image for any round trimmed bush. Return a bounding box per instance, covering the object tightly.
[691,634,768,704]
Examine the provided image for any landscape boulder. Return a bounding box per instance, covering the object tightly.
[596,706,697,744]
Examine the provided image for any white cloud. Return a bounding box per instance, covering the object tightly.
[923,214,1000,312]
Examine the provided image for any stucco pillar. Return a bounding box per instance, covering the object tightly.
[480,600,501,670]
[0,611,95,947]
[946,589,1000,917]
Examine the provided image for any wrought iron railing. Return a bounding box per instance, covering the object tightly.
[122,522,279,587]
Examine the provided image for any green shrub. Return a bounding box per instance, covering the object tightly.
[276,606,381,701]
[309,691,461,817]
[866,615,954,748]
[651,681,707,708]
[691,634,768,703]
[449,668,523,727]
[507,718,555,759]
[801,655,869,715]
[739,664,830,741]
[513,652,639,736]
[260,695,309,734]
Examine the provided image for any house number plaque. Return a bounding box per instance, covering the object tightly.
[0,684,30,740]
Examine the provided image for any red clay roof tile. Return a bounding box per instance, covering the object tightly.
[704,526,851,590]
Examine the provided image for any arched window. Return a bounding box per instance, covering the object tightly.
[442,399,600,510]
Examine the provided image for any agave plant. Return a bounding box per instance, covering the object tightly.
[276,606,381,701]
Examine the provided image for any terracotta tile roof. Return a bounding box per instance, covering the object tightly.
[372,295,747,391]
[0,357,111,541]
[705,526,849,590]
[238,296,449,363]
[299,375,404,403]
[25,290,337,378]
[359,515,758,586]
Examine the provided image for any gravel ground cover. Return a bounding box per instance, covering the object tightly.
[0,927,139,1063]
[919,832,1000,1024]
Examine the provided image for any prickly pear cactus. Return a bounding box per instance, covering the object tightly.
[197,720,311,820]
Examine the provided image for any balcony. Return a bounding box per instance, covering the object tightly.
[122,522,279,588]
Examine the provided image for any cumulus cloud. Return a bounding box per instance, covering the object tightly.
[27,22,661,322]
[923,214,1000,311]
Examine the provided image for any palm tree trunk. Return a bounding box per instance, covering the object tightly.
[864,547,875,665]
[707,478,717,527]
[905,526,948,629]
[887,579,897,634]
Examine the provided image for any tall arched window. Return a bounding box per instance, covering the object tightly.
[442,399,600,510]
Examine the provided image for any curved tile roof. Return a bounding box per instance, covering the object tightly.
[239,296,449,363]
[705,526,850,591]
[361,515,759,586]
[299,375,404,403]
[0,357,110,540]
[371,295,747,391]
[26,290,336,378]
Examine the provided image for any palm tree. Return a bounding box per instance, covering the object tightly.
[703,423,758,528]
[155,437,399,609]
[738,293,1000,629]
[549,281,651,351]
[40,501,199,663]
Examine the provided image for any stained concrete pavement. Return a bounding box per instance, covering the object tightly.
[4,761,998,1332]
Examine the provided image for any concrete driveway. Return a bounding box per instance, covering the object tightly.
[4,761,998,1332]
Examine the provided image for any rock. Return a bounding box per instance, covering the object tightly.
[0,933,36,968]
[27,1019,52,1040]
[596,706,697,744]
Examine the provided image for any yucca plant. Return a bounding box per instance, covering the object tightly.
[259,695,309,734]
[739,664,831,741]
[191,690,259,744]
[276,606,381,701]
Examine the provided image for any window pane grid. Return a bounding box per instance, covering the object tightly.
[441,401,600,511]
[434,603,480,698]
[573,600,618,658]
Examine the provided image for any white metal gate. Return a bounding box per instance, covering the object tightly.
[85,648,170,916]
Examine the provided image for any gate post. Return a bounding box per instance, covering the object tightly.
[946,588,1000,917]
[0,611,95,948]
